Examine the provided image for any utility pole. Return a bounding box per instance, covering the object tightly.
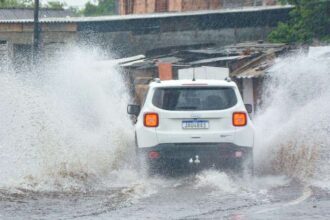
[33,0,40,64]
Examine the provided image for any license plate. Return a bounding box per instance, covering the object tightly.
[182,120,209,129]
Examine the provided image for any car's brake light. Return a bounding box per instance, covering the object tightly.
[144,112,159,127]
[233,112,247,126]
[148,151,160,159]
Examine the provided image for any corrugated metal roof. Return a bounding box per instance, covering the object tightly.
[115,55,146,64]
[119,42,290,78]
[0,8,73,21]
[232,68,267,79]
[120,55,183,68]
[120,59,146,67]
[183,49,226,55]
[189,55,246,65]
[0,5,293,24]
[231,52,276,78]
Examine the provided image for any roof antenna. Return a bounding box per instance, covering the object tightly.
[192,68,196,81]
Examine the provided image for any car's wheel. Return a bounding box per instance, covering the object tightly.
[243,151,254,176]
[135,134,145,174]
[247,162,254,176]
[136,150,160,176]
[146,162,158,176]
[226,151,254,176]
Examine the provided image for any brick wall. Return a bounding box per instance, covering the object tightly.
[264,0,278,5]
[118,0,154,14]
[181,0,221,12]
[118,0,280,15]
[168,0,182,12]
[133,0,146,13]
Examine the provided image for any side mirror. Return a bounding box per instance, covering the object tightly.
[127,104,140,116]
[245,104,253,113]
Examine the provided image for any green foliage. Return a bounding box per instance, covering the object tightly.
[67,6,82,16]
[82,0,116,16]
[268,0,330,44]
[0,0,66,9]
[45,1,66,9]
[0,0,33,8]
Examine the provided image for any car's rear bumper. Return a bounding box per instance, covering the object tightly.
[138,143,253,172]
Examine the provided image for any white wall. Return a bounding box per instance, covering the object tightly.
[178,66,229,80]
[242,78,254,115]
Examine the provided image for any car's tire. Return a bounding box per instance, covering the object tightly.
[136,149,160,176]
[135,134,146,174]
[227,151,254,176]
[244,152,254,176]
[146,162,159,176]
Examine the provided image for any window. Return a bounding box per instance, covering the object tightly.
[152,87,237,111]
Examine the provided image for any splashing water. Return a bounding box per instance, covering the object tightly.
[0,47,136,192]
[1,45,329,196]
[195,170,238,193]
[254,49,330,186]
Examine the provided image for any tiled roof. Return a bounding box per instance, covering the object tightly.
[0,8,73,20]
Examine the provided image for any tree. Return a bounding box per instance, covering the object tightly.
[82,0,116,16]
[0,0,67,9]
[0,0,33,8]
[45,1,66,9]
[268,0,330,44]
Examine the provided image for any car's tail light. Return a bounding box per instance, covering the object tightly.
[233,112,247,126]
[148,151,160,159]
[144,112,159,127]
[235,151,243,158]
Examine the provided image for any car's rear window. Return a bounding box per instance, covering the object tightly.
[152,87,237,111]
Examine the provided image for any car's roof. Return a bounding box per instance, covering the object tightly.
[149,79,237,88]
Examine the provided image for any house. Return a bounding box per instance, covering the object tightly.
[0,8,76,71]
[118,0,280,15]
[118,42,290,115]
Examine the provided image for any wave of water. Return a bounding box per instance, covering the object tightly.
[254,48,330,187]
[0,47,136,192]
[0,45,329,197]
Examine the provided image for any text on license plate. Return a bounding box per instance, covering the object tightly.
[182,120,209,129]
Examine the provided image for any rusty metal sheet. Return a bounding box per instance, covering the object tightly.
[0,23,23,32]
[41,23,77,32]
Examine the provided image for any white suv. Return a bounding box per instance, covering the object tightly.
[128,79,254,174]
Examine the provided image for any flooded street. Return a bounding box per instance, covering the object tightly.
[0,47,329,219]
[0,173,329,219]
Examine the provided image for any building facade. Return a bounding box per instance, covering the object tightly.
[118,0,279,15]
